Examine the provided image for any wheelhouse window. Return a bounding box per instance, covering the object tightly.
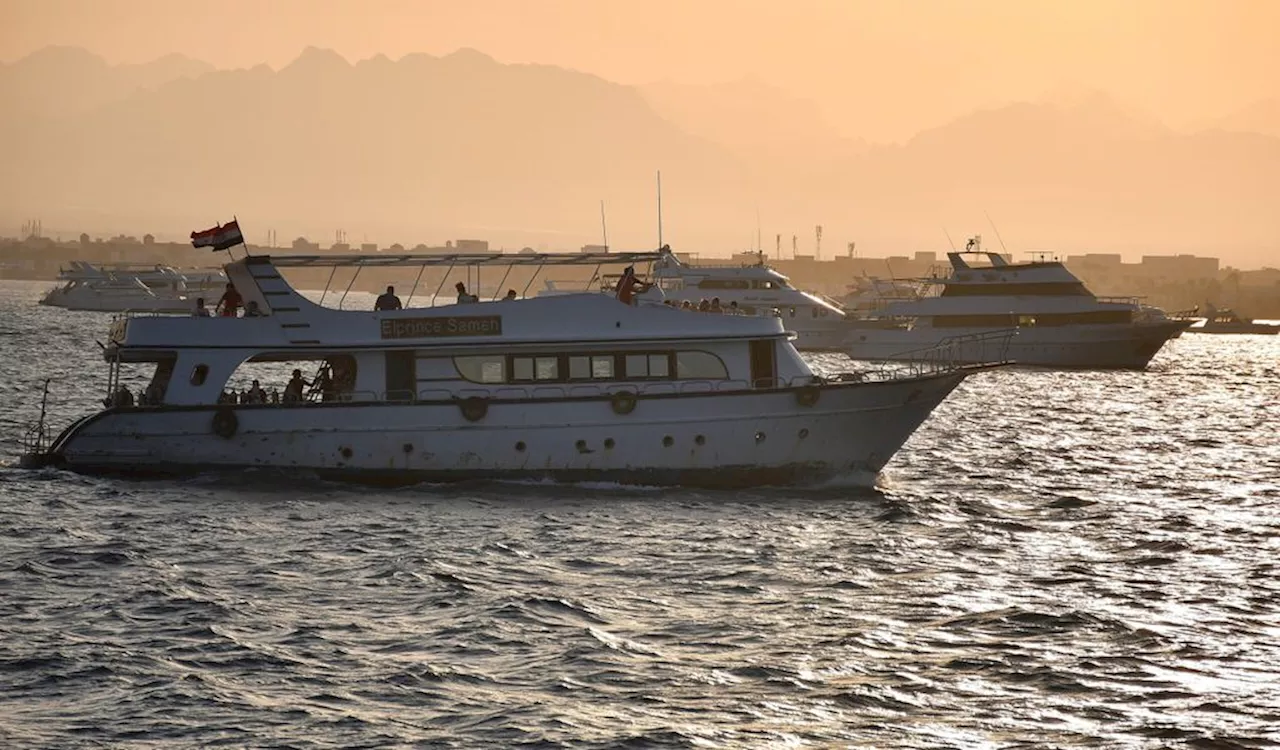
[455,355,506,383]
[190,364,209,386]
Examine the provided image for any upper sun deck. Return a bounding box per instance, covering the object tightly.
[105,253,788,359]
[943,251,1083,286]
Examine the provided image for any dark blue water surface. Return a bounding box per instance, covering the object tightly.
[2,280,1279,748]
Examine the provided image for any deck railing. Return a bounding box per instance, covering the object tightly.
[848,328,1016,373]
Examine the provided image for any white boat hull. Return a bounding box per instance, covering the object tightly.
[39,290,197,314]
[46,375,967,488]
[845,321,1187,369]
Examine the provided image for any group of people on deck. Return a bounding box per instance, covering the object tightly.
[372,283,519,310]
[667,297,741,314]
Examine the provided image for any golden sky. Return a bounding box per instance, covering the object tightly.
[3,0,1277,142]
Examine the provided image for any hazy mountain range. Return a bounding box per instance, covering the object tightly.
[3,46,1277,265]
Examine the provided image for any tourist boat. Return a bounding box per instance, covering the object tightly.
[20,249,993,488]
[537,249,848,351]
[842,238,1192,369]
[39,261,226,313]
[1183,304,1279,335]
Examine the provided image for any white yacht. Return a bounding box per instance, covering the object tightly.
[22,250,989,488]
[39,261,226,313]
[539,249,848,351]
[843,238,1191,369]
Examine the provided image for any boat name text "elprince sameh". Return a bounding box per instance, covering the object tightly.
[380,315,503,339]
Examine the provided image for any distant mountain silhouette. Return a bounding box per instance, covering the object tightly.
[2,47,1277,264]
[639,77,868,164]
[1210,98,1280,138]
[0,46,213,118]
[1,46,752,248]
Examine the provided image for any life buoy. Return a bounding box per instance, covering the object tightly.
[212,407,238,439]
[610,391,638,415]
[795,385,821,407]
[459,397,489,422]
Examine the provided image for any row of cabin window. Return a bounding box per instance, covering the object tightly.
[931,311,1134,327]
[694,279,787,290]
[452,350,729,385]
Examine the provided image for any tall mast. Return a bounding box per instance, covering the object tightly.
[600,200,609,253]
[656,171,663,249]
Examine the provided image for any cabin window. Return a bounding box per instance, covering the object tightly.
[676,351,728,380]
[625,353,672,379]
[190,364,209,386]
[1017,315,1037,327]
[455,355,506,384]
[569,356,590,380]
[511,355,560,382]
[535,356,559,381]
[591,355,614,379]
[697,279,751,290]
[753,280,779,290]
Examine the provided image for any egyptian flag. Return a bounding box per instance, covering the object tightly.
[191,220,245,251]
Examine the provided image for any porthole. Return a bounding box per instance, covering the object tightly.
[755,431,766,443]
[604,438,615,449]
[340,446,353,459]
[798,428,809,439]
[662,436,674,447]
[515,441,526,452]
[694,434,706,446]
[402,443,413,454]
[575,439,588,452]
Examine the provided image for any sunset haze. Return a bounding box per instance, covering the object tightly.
[2,0,1277,265]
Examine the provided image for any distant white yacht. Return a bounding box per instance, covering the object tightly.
[39,262,226,313]
[843,238,1191,369]
[540,249,848,350]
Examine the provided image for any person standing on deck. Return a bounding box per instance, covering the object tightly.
[216,282,242,317]
[375,285,403,311]
[614,266,652,306]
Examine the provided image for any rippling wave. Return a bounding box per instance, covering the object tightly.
[2,280,1278,747]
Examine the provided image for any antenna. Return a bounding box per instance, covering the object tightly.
[600,200,609,253]
[942,227,956,251]
[984,211,1009,254]
[656,171,663,249]
[755,208,762,254]
[791,234,797,260]
[815,225,823,261]
[775,233,781,261]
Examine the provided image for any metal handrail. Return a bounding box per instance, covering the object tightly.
[19,379,52,456]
